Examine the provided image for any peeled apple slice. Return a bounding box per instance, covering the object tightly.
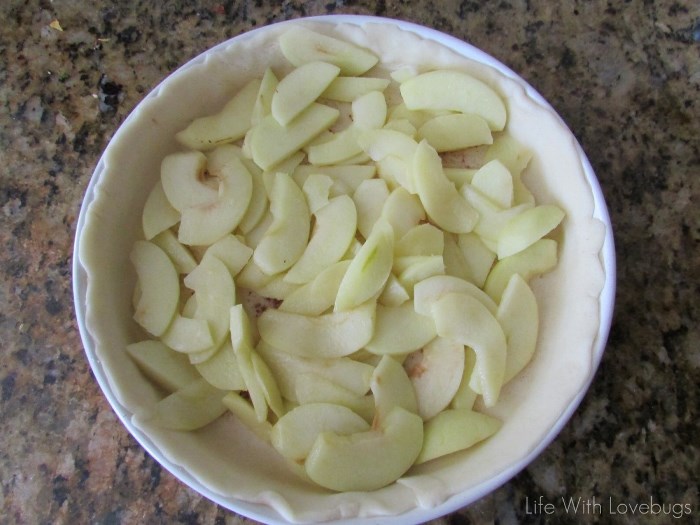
[271,403,370,463]
[497,204,565,259]
[271,61,341,126]
[250,103,339,171]
[365,302,436,356]
[335,219,394,312]
[130,240,179,337]
[415,408,501,465]
[413,140,478,234]
[417,113,493,152]
[253,172,311,275]
[498,274,540,383]
[280,260,351,316]
[257,301,375,359]
[304,406,423,492]
[284,195,357,284]
[126,340,200,393]
[160,151,216,212]
[141,181,179,240]
[430,292,507,407]
[136,378,227,431]
[404,337,465,420]
[178,154,253,246]
[400,70,507,131]
[414,274,498,318]
[371,355,419,422]
[470,159,514,209]
[175,78,261,150]
[321,76,390,102]
[279,26,379,76]
[484,238,558,301]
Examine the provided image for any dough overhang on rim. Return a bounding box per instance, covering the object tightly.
[78,19,607,523]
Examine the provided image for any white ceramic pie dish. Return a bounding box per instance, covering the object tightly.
[73,14,616,525]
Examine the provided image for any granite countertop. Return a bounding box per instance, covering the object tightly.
[1,1,698,523]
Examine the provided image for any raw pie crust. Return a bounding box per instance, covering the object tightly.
[79,19,606,523]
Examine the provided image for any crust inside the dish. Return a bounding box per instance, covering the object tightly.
[78,19,607,523]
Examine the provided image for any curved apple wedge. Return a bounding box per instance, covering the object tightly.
[272,61,341,126]
[371,355,418,422]
[284,195,357,284]
[253,172,311,275]
[258,301,375,359]
[496,204,565,259]
[414,274,498,318]
[431,292,506,407]
[415,408,501,465]
[175,78,261,150]
[178,151,253,246]
[304,406,424,492]
[135,378,227,431]
[271,403,370,463]
[400,70,507,131]
[130,240,179,337]
[404,337,465,421]
[160,151,217,212]
[365,302,436,356]
[279,26,379,76]
[183,255,236,352]
[280,260,351,316]
[498,274,539,383]
[413,140,478,234]
[126,340,200,393]
[142,181,179,240]
[334,219,394,312]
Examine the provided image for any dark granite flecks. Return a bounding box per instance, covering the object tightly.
[1,1,698,524]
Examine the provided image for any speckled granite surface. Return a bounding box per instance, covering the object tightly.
[1,1,698,524]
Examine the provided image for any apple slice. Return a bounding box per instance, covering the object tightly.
[417,113,493,152]
[284,195,357,284]
[178,153,253,246]
[194,339,247,391]
[279,26,379,76]
[250,103,339,171]
[400,70,507,131]
[380,187,426,239]
[202,234,252,277]
[251,67,278,125]
[471,159,514,209]
[335,219,394,312]
[322,76,390,102]
[456,233,497,288]
[304,406,423,492]
[365,302,436,356]
[498,274,539,383]
[130,240,179,337]
[271,403,370,463]
[415,408,501,465]
[280,260,351,316]
[295,372,375,423]
[301,174,333,214]
[431,292,507,407]
[357,128,418,163]
[483,238,558,301]
[414,274,498,318]
[184,255,236,354]
[483,133,535,205]
[404,337,465,420]
[150,229,197,274]
[175,78,261,150]
[222,391,273,443]
[371,355,418,422]
[272,61,341,126]
[126,340,200,393]
[394,255,446,292]
[159,314,214,354]
[258,301,375,359]
[395,223,444,257]
[378,273,410,307]
[256,341,373,400]
[352,90,387,130]
[413,140,478,234]
[450,348,478,410]
[497,204,565,259]
[353,178,390,240]
[294,164,376,193]
[160,151,217,212]
[136,378,227,431]
[142,181,179,240]
[253,172,311,275]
